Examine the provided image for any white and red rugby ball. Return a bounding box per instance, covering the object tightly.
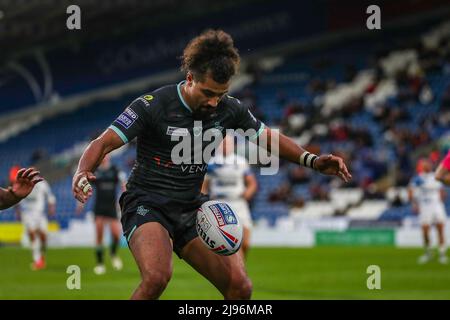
[196,200,243,256]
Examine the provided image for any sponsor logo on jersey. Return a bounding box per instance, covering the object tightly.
[166,126,189,136]
[214,121,224,131]
[181,164,208,174]
[193,126,202,137]
[117,107,138,129]
[136,205,149,216]
[136,95,153,107]
[125,108,137,119]
[136,97,149,107]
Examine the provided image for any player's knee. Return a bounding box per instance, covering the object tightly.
[225,272,252,300]
[238,277,253,299]
[141,269,172,297]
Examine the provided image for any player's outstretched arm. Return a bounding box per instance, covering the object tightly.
[257,127,352,182]
[0,168,43,210]
[0,188,20,210]
[73,129,124,203]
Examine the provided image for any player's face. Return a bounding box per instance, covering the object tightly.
[186,72,230,116]
[417,158,432,173]
[422,160,432,172]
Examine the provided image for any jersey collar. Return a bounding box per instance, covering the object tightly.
[177,81,193,113]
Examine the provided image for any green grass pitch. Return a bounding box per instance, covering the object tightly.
[0,246,449,299]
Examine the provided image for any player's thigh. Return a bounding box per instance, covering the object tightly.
[23,215,37,235]
[37,228,47,241]
[421,223,430,233]
[435,209,446,234]
[434,206,447,226]
[25,218,36,237]
[27,228,36,241]
[419,211,432,226]
[436,222,445,234]
[38,217,48,234]
[129,222,173,280]
[180,237,248,292]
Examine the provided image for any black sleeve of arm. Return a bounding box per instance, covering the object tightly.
[228,96,265,140]
[109,96,154,144]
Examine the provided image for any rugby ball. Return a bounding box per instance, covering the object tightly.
[196,200,243,256]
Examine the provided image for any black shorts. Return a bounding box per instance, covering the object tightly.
[94,206,118,219]
[119,188,209,258]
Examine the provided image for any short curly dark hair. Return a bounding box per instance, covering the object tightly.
[181,29,240,84]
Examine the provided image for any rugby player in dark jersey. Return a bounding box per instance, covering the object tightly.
[77,154,126,274]
[72,29,352,300]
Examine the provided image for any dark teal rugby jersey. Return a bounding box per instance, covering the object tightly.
[109,81,264,201]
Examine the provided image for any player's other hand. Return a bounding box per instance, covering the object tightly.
[72,171,96,203]
[314,154,352,183]
[12,167,43,199]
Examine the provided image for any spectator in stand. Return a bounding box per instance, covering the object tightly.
[268,182,305,208]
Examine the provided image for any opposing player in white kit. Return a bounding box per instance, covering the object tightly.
[408,158,447,264]
[16,178,56,270]
[202,135,258,260]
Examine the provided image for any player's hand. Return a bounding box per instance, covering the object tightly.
[314,154,352,182]
[72,171,96,203]
[11,168,44,199]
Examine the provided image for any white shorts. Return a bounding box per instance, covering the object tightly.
[225,199,253,229]
[419,204,447,225]
[22,213,48,232]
